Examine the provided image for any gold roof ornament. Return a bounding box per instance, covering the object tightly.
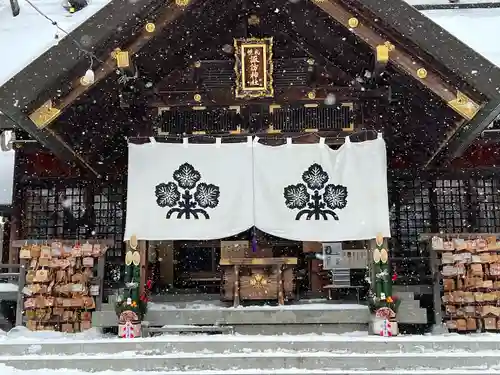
[448,91,481,120]
[28,100,61,129]
[145,23,156,33]
[348,17,359,28]
[175,0,190,6]
[416,68,428,79]
[376,45,389,63]
[248,15,260,25]
[116,50,130,68]
[384,41,395,52]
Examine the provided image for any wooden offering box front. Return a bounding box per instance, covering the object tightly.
[220,257,297,306]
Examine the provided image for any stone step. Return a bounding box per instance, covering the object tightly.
[2,337,500,356]
[154,372,500,375]
[1,352,500,371]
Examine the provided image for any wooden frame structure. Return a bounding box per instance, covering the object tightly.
[2,0,500,324]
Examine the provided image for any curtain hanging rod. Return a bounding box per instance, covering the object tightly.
[127,129,380,145]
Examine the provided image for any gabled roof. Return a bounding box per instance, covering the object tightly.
[348,0,500,162]
[0,0,162,174]
[2,0,500,172]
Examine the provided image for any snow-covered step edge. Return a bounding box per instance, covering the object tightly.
[4,338,500,356]
[2,352,500,372]
[101,371,500,375]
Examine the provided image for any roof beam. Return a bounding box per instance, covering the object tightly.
[429,97,500,165]
[153,86,390,107]
[309,0,484,121]
[1,108,99,177]
[27,0,200,130]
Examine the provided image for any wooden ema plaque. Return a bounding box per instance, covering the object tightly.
[234,37,273,98]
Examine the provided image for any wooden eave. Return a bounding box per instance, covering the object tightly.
[6,0,500,171]
[337,0,500,164]
[0,0,164,175]
[0,0,195,176]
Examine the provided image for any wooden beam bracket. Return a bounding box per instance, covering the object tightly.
[29,0,198,129]
[309,0,484,120]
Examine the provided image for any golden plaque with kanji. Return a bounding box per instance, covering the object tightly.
[234,37,274,98]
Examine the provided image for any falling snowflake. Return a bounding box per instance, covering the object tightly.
[173,163,201,189]
[302,163,329,190]
[284,183,310,209]
[155,182,180,207]
[194,183,220,208]
[323,184,348,210]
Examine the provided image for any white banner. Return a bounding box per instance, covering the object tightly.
[125,142,254,240]
[254,136,390,242]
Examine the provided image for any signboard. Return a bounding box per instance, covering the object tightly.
[322,242,342,270]
[322,242,368,270]
[234,37,274,98]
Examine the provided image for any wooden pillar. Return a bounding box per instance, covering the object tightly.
[277,264,284,305]
[366,239,375,287]
[157,241,174,287]
[303,241,323,292]
[233,265,240,307]
[9,149,21,267]
[430,242,446,333]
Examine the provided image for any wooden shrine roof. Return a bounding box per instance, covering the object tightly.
[1,0,500,176]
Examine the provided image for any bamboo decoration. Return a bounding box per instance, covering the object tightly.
[115,235,147,325]
[370,234,400,316]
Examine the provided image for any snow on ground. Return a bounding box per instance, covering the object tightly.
[0,0,111,87]
[148,301,368,311]
[7,351,500,359]
[7,325,500,344]
[4,368,500,375]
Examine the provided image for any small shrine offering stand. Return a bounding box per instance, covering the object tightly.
[219,241,297,307]
[16,239,110,332]
[423,233,500,333]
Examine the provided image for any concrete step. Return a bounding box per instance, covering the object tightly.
[1,352,500,371]
[86,372,500,375]
[4,336,500,356]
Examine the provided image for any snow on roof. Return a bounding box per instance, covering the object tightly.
[422,8,500,68]
[0,0,111,87]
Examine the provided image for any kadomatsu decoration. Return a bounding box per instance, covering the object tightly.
[115,247,150,322]
[368,233,401,317]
